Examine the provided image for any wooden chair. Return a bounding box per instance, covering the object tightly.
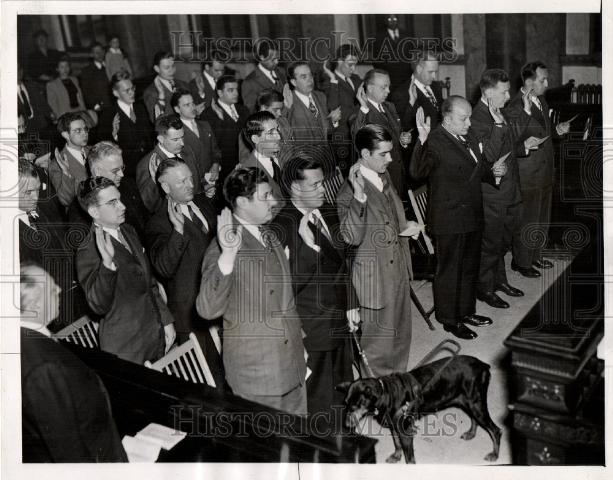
[144,332,217,387]
[52,316,99,348]
[323,166,344,205]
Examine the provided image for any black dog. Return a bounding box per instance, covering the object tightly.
[336,355,501,463]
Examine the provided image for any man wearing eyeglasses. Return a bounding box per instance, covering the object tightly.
[48,112,91,207]
[97,71,154,178]
[76,176,176,364]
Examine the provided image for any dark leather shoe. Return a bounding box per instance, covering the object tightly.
[495,282,524,297]
[462,314,493,327]
[443,323,478,339]
[533,259,554,269]
[476,291,510,308]
[511,260,541,278]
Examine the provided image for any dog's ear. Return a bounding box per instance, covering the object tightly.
[335,381,352,394]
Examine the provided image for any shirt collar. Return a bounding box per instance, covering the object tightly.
[109,47,122,54]
[218,100,236,118]
[181,117,198,131]
[95,223,121,242]
[66,145,85,164]
[158,144,178,159]
[117,98,133,116]
[412,75,432,96]
[293,202,326,226]
[253,150,276,178]
[334,70,346,82]
[294,90,313,108]
[21,321,52,338]
[367,97,383,112]
[157,76,174,91]
[234,214,266,247]
[258,64,277,83]
[18,211,31,227]
[94,60,105,69]
[203,70,216,89]
[359,165,383,192]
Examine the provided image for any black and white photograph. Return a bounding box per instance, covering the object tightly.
[1,0,609,478]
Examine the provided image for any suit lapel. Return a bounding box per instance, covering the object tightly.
[440,128,479,169]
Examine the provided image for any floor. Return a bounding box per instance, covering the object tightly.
[356,252,572,465]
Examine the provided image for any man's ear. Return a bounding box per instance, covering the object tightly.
[335,381,353,394]
[251,133,260,147]
[112,89,120,100]
[153,65,160,76]
[60,131,69,143]
[360,148,371,161]
[157,134,165,145]
[235,196,248,209]
[160,180,170,195]
[87,204,99,221]
[289,78,297,89]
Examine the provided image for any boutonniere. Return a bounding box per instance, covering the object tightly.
[478,142,483,154]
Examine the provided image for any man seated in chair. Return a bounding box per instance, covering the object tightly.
[20,262,127,462]
[76,176,176,364]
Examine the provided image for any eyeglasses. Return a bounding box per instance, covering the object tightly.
[120,86,136,93]
[98,198,122,208]
[110,165,125,175]
[71,127,90,134]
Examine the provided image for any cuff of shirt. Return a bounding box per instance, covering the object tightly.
[217,255,235,275]
[354,193,367,203]
[360,106,369,114]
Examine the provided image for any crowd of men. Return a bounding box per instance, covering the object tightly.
[18,26,570,459]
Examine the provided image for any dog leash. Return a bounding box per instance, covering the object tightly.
[351,331,376,378]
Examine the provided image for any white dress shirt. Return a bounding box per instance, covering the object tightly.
[179,201,209,231]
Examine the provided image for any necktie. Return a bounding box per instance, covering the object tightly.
[19,86,32,118]
[270,159,281,182]
[169,80,176,92]
[81,150,87,164]
[129,105,136,122]
[187,204,208,233]
[425,88,438,107]
[311,213,331,243]
[230,107,239,122]
[117,228,132,254]
[308,98,319,118]
[258,225,276,249]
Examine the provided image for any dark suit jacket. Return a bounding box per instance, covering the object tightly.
[239,151,286,213]
[146,194,217,334]
[97,101,154,177]
[392,80,443,133]
[273,203,357,351]
[410,126,497,235]
[26,48,62,82]
[79,62,111,110]
[196,222,306,396]
[322,73,361,140]
[470,100,526,205]
[504,91,557,189]
[181,119,223,177]
[202,103,249,177]
[21,327,127,462]
[76,223,174,364]
[241,66,287,112]
[188,74,216,111]
[286,90,333,142]
[19,81,53,133]
[142,78,189,123]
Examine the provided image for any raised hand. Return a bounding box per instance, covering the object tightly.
[348,162,366,200]
[524,136,541,151]
[167,200,185,234]
[408,77,418,106]
[522,87,533,114]
[487,97,506,124]
[346,308,361,332]
[95,226,115,270]
[556,121,571,135]
[283,83,293,109]
[355,82,368,109]
[54,148,72,178]
[416,107,431,143]
[210,98,224,121]
[217,207,242,257]
[154,76,165,100]
[298,214,321,253]
[492,154,509,185]
[164,323,176,353]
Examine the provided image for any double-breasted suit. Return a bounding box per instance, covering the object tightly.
[241,66,287,113]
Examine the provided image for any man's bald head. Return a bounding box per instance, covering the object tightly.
[441,95,472,136]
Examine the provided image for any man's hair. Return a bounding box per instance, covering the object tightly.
[91,42,104,50]
[20,262,46,310]
[223,167,269,208]
[479,69,510,93]
[335,44,358,62]
[57,112,85,134]
[155,156,187,184]
[363,68,389,87]
[88,141,122,170]
[441,95,467,118]
[57,54,71,66]
[521,61,547,84]
[256,40,279,60]
[256,89,284,110]
[170,88,193,109]
[216,75,237,92]
[77,176,116,212]
[281,154,323,196]
[411,50,439,69]
[243,111,276,150]
[354,124,393,153]
[18,157,39,181]
[200,50,225,70]
[153,51,174,68]
[110,70,132,89]
[287,61,310,81]
[155,114,183,136]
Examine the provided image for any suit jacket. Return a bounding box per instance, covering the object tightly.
[470,100,526,205]
[79,62,111,110]
[392,80,443,134]
[48,145,90,207]
[46,77,86,118]
[181,119,223,177]
[239,151,286,213]
[203,103,250,176]
[273,203,357,351]
[336,171,413,309]
[26,48,63,82]
[322,73,361,141]
[188,74,216,111]
[21,327,127,462]
[241,66,287,113]
[142,78,189,123]
[196,222,306,396]
[504,91,557,189]
[146,194,217,334]
[286,90,332,142]
[136,144,202,214]
[97,101,154,177]
[19,81,53,133]
[410,126,497,235]
[76,223,174,364]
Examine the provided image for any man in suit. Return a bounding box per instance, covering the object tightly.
[321,44,362,174]
[20,262,127,463]
[242,41,287,113]
[76,176,176,364]
[471,69,535,308]
[18,159,91,331]
[351,68,412,196]
[145,158,224,386]
[142,51,189,122]
[18,64,54,140]
[79,43,111,112]
[273,155,356,426]
[410,97,506,339]
[189,50,226,114]
[97,71,154,178]
[337,124,419,376]
[196,168,307,415]
[504,61,571,277]
[48,112,90,208]
[136,114,203,214]
[26,29,62,84]
[203,75,250,187]
[373,15,412,87]
[240,111,285,214]
[68,141,150,243]
[171,88,222,195]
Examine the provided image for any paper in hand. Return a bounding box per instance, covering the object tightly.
[496,151,511,164]
[566,114,580,124]
[399,223,424,238]
[533,135,550,146]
